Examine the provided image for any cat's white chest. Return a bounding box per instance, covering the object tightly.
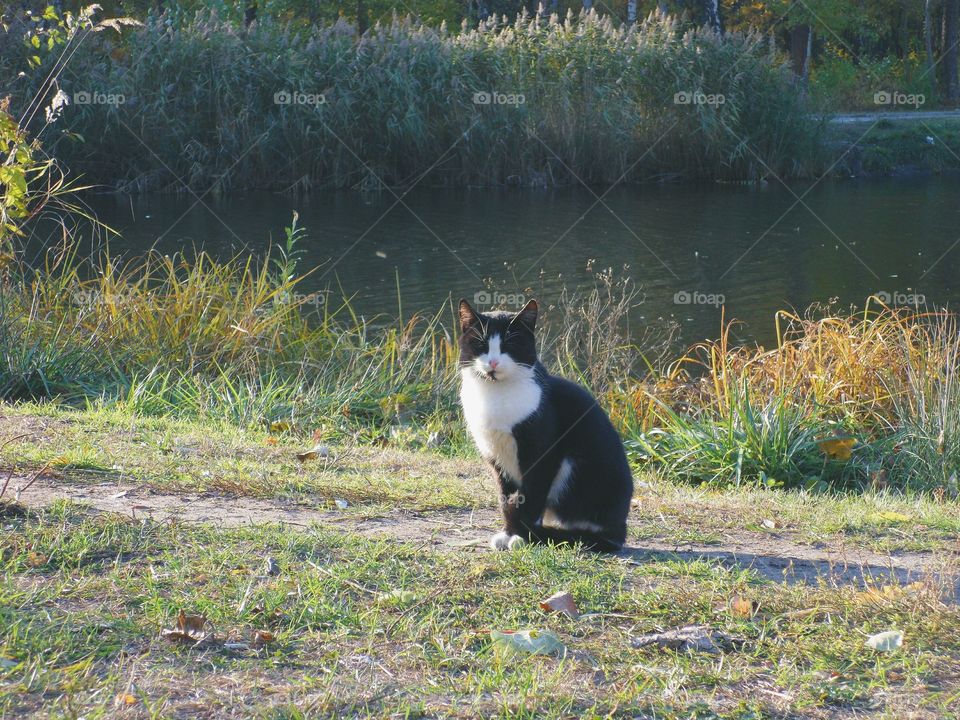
[460,370,542,483]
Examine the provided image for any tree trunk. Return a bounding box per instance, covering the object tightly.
[789,25,812,83]
[926,0,938,83]
[944,0,959,102]
[704,0,721,33]
[243,3,257,28]
[627,0,638,23]
[357,0,368,36]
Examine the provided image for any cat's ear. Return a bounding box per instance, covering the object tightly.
[513,299,538,332]
[458,298,479,334]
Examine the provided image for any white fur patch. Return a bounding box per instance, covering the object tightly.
[540,513,604,533]
[545,457,574,508]
[540,457,603,532]
[490,531,524,550]
[460,352,541,484]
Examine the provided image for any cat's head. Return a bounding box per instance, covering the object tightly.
[458,298,538,382]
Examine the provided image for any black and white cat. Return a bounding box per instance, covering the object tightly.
[458,298,633,553]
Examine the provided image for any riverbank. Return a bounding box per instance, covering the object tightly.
[1,404,958,717]
[3,217,960,496]
[827,116,960,178]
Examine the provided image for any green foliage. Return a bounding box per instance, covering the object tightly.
[630,385,864,490]
[1,10,821,191]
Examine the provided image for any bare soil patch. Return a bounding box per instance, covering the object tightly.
[11,474,957,596]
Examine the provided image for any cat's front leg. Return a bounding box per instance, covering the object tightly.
[490,475,529,550]
[496,470,552,548]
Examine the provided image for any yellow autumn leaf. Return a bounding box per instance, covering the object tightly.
[866,510,912,524]
[817,437,856,461]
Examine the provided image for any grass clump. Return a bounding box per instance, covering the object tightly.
[635,305,960,494]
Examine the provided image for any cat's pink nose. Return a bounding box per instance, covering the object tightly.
[489,359,499,369]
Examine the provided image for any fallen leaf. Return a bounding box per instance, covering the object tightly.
[270,421,292,433]
[727,595,756,618]
[376,589,417,606]
[25,551,47,567]
[858,582,926,604]
[540,591,580,620]
[870,469,889,490]
[110,490,129,499]
[250,629,275,648]
[865,630,903,651]
[161,610,212,644]
[115,693,138,706]
[265,436,279,446]
[296,443,330,462]
[761,518,778,530]
[866,511,912,524]
[491,629,566,656]
[631,625,739,654]
[817,437,857,461]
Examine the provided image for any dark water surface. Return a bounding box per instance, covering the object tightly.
[76,178,960,347]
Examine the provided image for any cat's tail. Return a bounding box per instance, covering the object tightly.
[525,524,625,554]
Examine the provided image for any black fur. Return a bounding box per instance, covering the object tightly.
[458,298,633,553]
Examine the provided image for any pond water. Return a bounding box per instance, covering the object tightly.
[75,177,960,347]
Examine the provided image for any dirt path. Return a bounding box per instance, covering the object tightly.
[8,476,958,597]
[830,109,960,124]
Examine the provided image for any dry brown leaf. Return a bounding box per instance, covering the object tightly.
[728,595,756,618]
[25,551,47,567]
[296,443,329,462]
[250,629,275,648]
[540,591,580,620]
[161,610,212,644]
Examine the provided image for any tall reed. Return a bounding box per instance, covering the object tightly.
[2,10,823,192]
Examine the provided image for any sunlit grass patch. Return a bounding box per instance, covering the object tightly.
[1,505,957,718]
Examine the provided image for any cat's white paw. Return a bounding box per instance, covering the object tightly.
[490,531,511,550]
[490,531,525,550]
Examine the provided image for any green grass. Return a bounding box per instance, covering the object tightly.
[2,402,959,556]
[1,500,958,718]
